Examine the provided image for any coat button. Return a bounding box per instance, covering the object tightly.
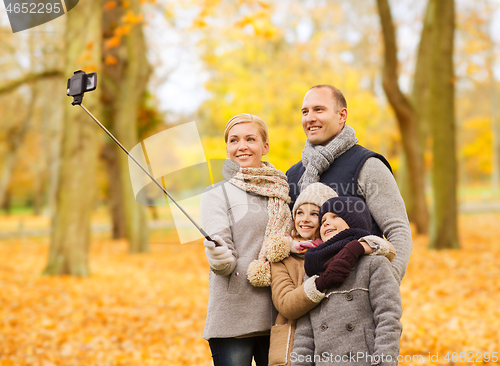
[345,293,353,301]
[346,323,354,331]
[345,351,353,357]
[320,324,328,331]
[350,265,355,271]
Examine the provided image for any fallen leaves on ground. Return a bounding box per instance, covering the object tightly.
[399,213,500,365]
[0,236,212,366]
[1,213,500,365]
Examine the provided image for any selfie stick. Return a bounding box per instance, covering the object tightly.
[67,70,217,244]
[77,104,217,244]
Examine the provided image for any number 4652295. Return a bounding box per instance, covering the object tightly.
[6,2,62,14]
[444,352,498,363]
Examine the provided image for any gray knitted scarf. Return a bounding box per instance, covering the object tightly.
[298,125,358,191]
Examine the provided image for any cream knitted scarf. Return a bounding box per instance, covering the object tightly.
[223,159,292,287]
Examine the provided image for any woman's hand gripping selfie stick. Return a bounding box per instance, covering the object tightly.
[67,70,218,245]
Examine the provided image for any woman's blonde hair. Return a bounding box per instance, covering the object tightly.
[224,113,269,144]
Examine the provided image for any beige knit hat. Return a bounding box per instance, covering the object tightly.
[265,182,338,264]
[292,182,338,218]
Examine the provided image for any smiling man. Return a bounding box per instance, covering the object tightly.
[286,85,412,282]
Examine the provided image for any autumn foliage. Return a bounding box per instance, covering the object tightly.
[0,235,212,366]
[1,212,500,365]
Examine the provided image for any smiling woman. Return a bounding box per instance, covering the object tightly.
[224,114,270,169]
[199,113,292,366]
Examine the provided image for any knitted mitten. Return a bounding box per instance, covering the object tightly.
[333,239,365,265]
[315,240,365,292]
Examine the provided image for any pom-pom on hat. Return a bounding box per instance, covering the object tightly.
[292,183,338,218]
[319,196,372,232]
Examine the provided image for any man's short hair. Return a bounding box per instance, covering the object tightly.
[309,85,347,111]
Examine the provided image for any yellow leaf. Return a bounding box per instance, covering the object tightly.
[76,53,91,64]
[192,18,207,28]
[104,36,121,50]
[105,55,118,65]
[85,65,97,73]
[104,0,117,11]
[122,10,144,25]
[115,24,132,37]
[235,14,254,28]
[256,0,270,9]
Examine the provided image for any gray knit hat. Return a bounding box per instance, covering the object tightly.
[292,182,338,218]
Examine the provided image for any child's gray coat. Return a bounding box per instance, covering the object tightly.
[291,256,402,366]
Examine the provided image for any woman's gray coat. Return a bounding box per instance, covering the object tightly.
[200,181,276,340]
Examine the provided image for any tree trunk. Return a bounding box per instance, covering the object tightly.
[1,187,12,215]
[33,175,46,216]
[101,142,126,239]
[491,78,500,192]
[0,91,34,208]
[408,0,435,220]
[43,1,102,275]
[117,0,151,253]
[45,79,64,219]
[39,78,64,218]
[412,0,434,155]
[34,80,47,217]
[428,0,459,249]
[102,0,151,253]
[487,25,500,191]
[376,0,429,234]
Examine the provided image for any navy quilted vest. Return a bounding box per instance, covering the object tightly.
[286,144,392,238]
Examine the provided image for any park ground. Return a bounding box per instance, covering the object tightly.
[1,212,500,366]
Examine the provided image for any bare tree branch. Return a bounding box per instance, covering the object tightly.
[0,69,62,95]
